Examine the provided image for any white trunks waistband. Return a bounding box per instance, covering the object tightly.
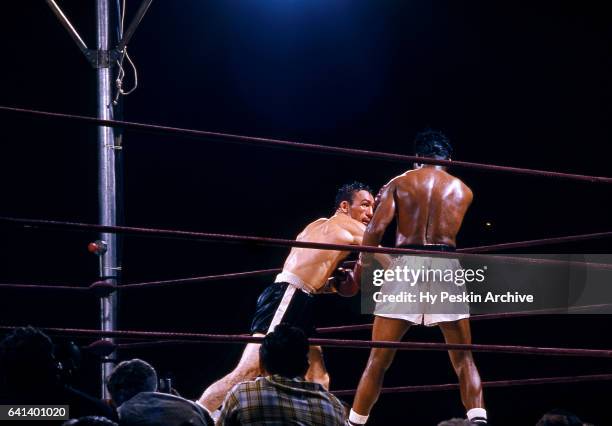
[275,271,314,294]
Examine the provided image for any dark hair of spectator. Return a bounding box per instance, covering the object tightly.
[437,418,471,426]
[107,359,158,406]
[259,324,309,378]
[63,416,118,426]
[536,408,584,426]
[0,326,59,393]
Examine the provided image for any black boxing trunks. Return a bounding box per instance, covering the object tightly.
[250,272,315,336]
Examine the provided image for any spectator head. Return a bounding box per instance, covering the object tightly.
[536,408,584,425]
[107,359,158,406]
[437,418,471,426]
[55,340,82,384]
[259,324,309,378]
[63,416,118,426]
[0,326,59,395]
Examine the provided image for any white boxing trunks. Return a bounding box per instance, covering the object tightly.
[374,245,470,326]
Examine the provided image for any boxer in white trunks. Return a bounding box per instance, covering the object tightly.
[349,130,487,425]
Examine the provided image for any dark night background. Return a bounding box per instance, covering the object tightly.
[1,1,611,424]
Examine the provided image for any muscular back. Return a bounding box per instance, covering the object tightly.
[373,167,472,248]
[282,214,365,292]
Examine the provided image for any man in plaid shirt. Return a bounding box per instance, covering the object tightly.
[217,324,346,425]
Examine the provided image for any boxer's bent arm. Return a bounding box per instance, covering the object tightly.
[319,277,338,294]
[363,184,396,247]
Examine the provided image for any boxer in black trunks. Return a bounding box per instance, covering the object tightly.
[197,182,375,412]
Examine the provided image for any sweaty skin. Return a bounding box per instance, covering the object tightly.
[370,166,472,248]
[198,190,374,412]
[351,165,484,421]
[283,214,368,293]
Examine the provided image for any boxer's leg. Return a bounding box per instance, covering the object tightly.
[439,319,486,422]
[350,316,411,424]
[198,334,264,411]
[305,345,330,389]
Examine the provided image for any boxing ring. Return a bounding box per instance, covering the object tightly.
[2,2,612,423]
[1,104,612,414]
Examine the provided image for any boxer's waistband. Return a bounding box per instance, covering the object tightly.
[398,244,456,252]
[275,271,315,294]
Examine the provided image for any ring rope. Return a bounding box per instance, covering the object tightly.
[77,340,612,397]
[0,283,89,292]
[84,304,612,344]
[120,268,280,290]
[73,303,612,352]
[331,373,612,396]
[0,269,280,294]
[0,265,335,293]
[314,303,612,334]
[1,223,611,294]
[458,231,612,253]
[2,217,612,272]
[78,337,612,395]
[3,326,611,358]
[1,105,611,184]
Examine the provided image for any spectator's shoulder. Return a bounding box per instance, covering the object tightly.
[328,392,347,411]
[228,377,266,396]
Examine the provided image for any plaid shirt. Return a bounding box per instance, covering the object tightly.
[217,375,346,425]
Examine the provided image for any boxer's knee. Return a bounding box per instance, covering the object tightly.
[307,370,330,389]
[367,348,396,373]
[449,350,473,373]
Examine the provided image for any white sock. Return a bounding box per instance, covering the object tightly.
[348,409,369,425]
[467,407,487,423]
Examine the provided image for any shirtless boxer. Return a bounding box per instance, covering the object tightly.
[348,130,486,425]
[198,182,374,412]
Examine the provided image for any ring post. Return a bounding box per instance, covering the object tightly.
[96,0,121,399]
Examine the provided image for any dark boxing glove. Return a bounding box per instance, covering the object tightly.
[331,266,359,297]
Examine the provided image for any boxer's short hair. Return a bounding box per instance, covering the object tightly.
[414,129,452,159]
[334,181,372,208]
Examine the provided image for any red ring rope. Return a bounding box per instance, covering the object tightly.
[2,217,611,272]
[331,373,612,396]
[1,105,611,184]
[3,326,610,358]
